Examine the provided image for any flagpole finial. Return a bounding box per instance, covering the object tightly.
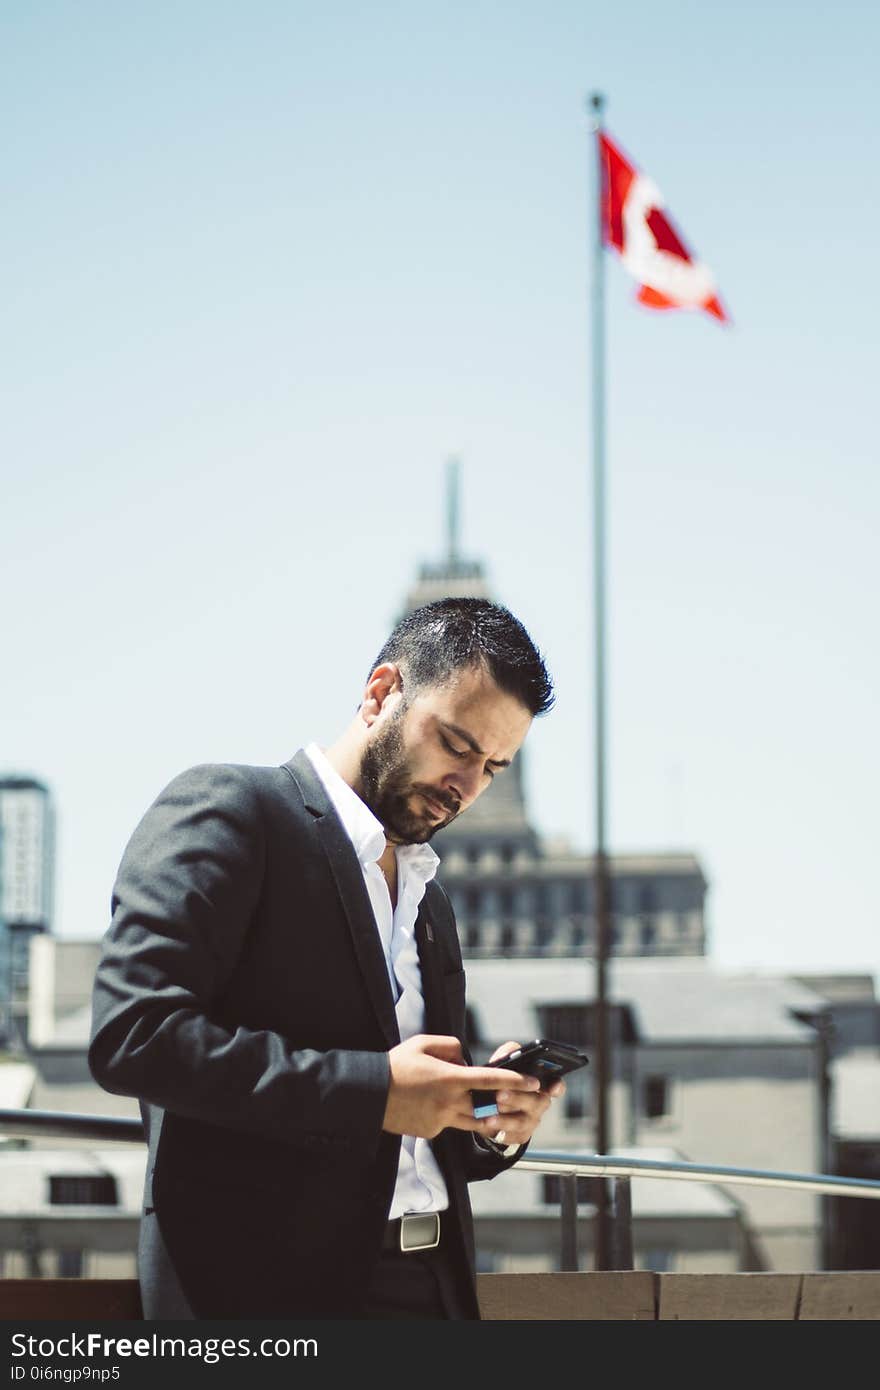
[587,91,605,131]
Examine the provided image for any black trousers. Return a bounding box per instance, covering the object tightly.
[361,1244,471,1320]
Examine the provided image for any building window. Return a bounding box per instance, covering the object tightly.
[57,1249,85,1278]
[638,883,657,913]
[640,919,656,951]
[500,844,514,866]
[642,1076,669,1120]
[49,1175,117,1206]
[569,882,587,914]
[536,921,554,951]
[466,889,482,919]
[538,1005,591,1048]
[538,1002,634,1048]
[564,1070,592,1121]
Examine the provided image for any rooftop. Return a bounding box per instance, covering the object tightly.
[465,956,828,1044]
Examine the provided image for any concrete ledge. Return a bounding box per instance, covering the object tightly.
[477,1271,656,1320]
[798,1272,880,1320]
[1,1273,879,1320]
[657,1273,801,1320]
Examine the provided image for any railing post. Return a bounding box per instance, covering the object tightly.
[21,1222,44,1279]
[609,1176,633,1270]
[560,1173,579,1271]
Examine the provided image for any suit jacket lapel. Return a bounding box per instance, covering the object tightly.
[283,749,400,1050]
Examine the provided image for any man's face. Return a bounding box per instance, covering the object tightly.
[358,664,533,844]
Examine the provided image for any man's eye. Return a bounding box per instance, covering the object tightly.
[441,736,468,758]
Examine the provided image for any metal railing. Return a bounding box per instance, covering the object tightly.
[3,1109,880,1273]
[0,1109,144,1145]
[515,1149,880,1271]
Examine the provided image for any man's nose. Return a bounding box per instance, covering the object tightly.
[444,762,484,806]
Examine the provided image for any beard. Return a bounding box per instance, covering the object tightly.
[358,708,461,844]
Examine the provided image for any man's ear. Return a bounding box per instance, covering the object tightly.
[360,663,403,726]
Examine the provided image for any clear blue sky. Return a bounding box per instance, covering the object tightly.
[3,2,878,984]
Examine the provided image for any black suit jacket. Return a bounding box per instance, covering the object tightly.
[88,751,518,1318]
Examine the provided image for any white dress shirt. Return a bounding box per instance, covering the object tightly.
[305,743,450,1218]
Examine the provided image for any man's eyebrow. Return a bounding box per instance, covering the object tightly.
[440,721,512,768]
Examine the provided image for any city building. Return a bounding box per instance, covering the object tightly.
[465,957,836,1272]
[0,1145,142,1281]
[798,974,880,1270]
[0,940,145,1276]
[22,937,138,1125]
[0,776,55,1045]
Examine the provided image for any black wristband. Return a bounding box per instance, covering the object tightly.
[482,1135,521,1159]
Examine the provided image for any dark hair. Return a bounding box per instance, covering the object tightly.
[370,597,555,717]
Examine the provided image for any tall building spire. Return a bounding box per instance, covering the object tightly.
[398,457,490,617]
[396,460,534,849]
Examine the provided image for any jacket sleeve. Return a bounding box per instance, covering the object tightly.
[464,1134,528,1181]
[88,764,390,1157]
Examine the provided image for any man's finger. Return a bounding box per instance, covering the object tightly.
[463,1066,541,1092]
[419,1035,466,1061]
[447,1108,500,1132]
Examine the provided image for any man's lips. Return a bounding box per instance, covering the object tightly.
[420,791,457,820]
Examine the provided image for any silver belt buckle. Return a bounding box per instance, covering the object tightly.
[399,1212,441,1252]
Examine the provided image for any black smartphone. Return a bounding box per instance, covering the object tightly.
[472,1038,590,1118]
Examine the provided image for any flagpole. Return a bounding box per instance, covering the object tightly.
[588,89,613,1272]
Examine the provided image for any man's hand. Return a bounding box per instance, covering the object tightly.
[480,1040,567,1148]
[383,1034,541,1139]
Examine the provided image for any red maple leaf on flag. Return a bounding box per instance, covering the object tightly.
[599,132,728,323]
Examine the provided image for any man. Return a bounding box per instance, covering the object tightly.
[89,597,559,1319]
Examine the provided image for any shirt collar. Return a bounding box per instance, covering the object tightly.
[399,838,440,891]
[304,742,440,884]
[305,742,385,865]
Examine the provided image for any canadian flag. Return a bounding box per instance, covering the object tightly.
[599,131,728,323]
